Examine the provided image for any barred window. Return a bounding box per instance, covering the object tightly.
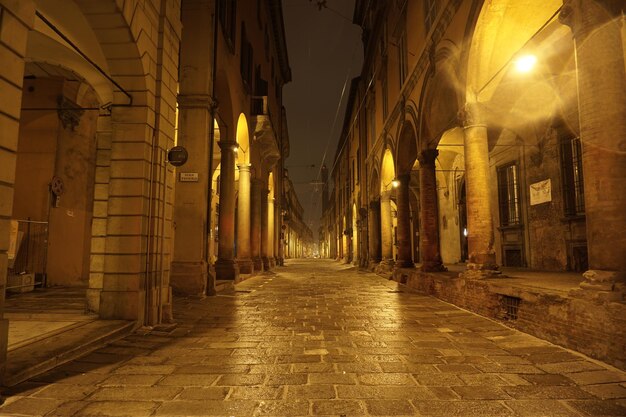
[497,163,521,226]
[560,136,585,216]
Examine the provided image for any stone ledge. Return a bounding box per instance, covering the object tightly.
[389,268,626,371]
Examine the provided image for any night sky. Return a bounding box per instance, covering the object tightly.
[282,0,363,243]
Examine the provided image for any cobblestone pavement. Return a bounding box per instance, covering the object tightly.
[2,259,626,416]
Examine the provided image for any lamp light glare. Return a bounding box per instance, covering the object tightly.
[515,54,537,73]
[391,179,400,188]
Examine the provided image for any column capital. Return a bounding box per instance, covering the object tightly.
[458,102,486,129]
[237,163,252,171]
[418,149,439,166]
[381,190,393,201]
[218,140,237,151]
[559,0,623,38]
[177,94,218,110]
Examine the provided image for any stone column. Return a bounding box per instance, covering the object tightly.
[395,174,414,268]
[268,195,276,267]
[560,0,626,298]
[261,189,270,270]
[236,164,253,273]
[368,200,382,264]
[250,178,263,271]
[214,141,239,280]
[170,95,214,294]
[380,190,394,264]
[460,103,498,275]
[418,149,446,272]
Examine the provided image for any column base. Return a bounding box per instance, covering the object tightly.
[262,256,271,271]
[395,259,415,269]
[420,261,447,273]
[215,259,240,281]
[170,261,209,296]
[253,257,263,271]
[459,262,501,280]
[569,269,625,302]
[237,258,254,274]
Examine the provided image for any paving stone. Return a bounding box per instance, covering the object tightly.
[292,363,335,373]
[451,385,511,399]
[217,374,266,386]
[154,400,258,416]
[581,383,626,400]
[89,386,182,401]
[252,400,310,416]
[566,399,626,416]
[177,387,231,400]
[71,400,160,416]
[505,400,587,416]
[31,383,97,400]
[114,364,176,375]
[156,373,220,387]
[413,400,514,416]
[98,374,164,386]
[337,385,434,400]
[413,372,464,386]
[358,372,416,385]
[286,385,336,399]
[522,373,575,386]
[44,400,90,416]
[312,399,365,415]
[504,385,595,399]
[229,386,284,400]
[566,370,626,385]
[365,399,415,415]
[309,372,357,384]
[0,398,65,416]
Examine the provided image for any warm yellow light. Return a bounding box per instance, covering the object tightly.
[391,179,400,188]
[515,54,537,73]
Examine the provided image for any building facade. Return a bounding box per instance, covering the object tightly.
[323,0,625,287]
[0,0,290,382]
[321,0,625,366]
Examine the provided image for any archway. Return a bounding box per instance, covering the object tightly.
[380,149,396,264]
[235,113,253,273]
[395,122,418,267]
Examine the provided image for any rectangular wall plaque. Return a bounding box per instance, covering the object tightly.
[530,179,551,206]
[179,172,199,182]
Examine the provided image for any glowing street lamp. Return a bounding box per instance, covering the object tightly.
[514,54,537,73]
[391,179,400,188]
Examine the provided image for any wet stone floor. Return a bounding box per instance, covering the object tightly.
[1,259,626,416]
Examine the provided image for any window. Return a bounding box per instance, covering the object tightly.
[240,24,253,89]
[398,25,407,87]
[218,0,236,49]
[398,7,408,89]
[367,94,376,147]
[424,0,439,33]
[497,163,521,226]
[559,127,585,216]
[381,64,388,120]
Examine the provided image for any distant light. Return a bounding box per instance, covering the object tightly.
[232,146,238,153]
[463,227,468,237]
[515,54,537,73]
[391,179,400,188]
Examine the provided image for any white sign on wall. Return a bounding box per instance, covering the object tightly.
[530,179,551,206]
[179,172,199,182]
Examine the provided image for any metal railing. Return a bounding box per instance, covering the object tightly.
[7,219,48,291]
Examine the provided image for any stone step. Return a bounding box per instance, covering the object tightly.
[3,319,136,387]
